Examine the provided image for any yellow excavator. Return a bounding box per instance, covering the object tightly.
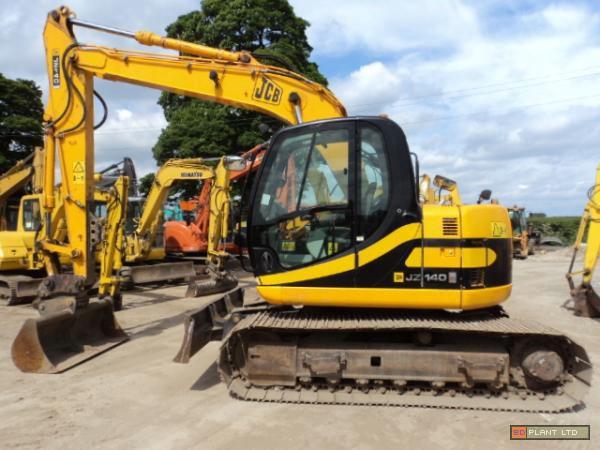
[0,148,45,231]
[566,164,600,317]
[0,147,72,304]
[104,156,236,291]
[508,206,533,259]
[11,7,590,412]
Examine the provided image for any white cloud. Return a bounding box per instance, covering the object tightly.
[293,0,480,56]
[116,109,133,121]
[94,102,166,175]
[294,0,600,214]
[1,1,196,178]
[3,0,599,214]
[542,5,590,31]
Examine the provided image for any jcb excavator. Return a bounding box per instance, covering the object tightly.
[566,164,600,317]
[12,8,590,412]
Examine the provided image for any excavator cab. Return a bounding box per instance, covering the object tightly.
[246,116,513,310]
[247,117,421,303]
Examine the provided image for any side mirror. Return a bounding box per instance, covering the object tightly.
[477,189,492,204]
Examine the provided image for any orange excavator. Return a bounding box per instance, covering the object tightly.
[164,143,266,254]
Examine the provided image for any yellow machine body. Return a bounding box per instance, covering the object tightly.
[257,204,512,310]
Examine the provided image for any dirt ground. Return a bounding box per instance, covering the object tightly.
[0,249,598,450]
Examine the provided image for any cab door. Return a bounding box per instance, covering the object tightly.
[248,121,357,283]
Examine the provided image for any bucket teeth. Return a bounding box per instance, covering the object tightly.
[11,298,128,373]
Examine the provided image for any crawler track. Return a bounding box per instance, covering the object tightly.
[217,307,591,412]
[0,275,41,305]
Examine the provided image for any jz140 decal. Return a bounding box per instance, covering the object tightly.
[394,271,458,284]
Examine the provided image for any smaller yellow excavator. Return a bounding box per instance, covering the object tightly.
[0,153,237,305]
[419,174,493,207]
[0,148,71,304]
[0,148,44,231]
[566,164,600,317]
[419,174,462,205]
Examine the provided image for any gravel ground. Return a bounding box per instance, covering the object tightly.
[0,251,598,450]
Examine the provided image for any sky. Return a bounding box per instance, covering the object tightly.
[2,0,600,215]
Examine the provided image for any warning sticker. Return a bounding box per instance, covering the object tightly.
[491,221,508,238]
[73,161,84,184]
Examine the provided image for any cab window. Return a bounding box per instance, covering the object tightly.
[22,199,41,232]
[254,127,352,269]
[358,126,390,239]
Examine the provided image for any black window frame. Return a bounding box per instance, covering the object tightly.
[248,120,357,272]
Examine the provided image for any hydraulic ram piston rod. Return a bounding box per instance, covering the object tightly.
[68,18,251,63]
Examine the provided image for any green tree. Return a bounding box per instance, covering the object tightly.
[138,173,156,197]
[153,0,327,164]
[0,73,43,171]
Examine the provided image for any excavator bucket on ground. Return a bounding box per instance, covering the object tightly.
[11,298,127,373]
[569,284,600,318]
[174,288,244,363]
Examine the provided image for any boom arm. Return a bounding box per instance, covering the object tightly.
[567,164,600,316]
[40,6,346,291]
[95,175,129,299]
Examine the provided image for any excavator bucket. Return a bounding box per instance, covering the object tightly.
[174,288,244,363]
[11,299,128,373]
[572,285,600,318]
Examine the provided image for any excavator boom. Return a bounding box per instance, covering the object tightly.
[12,6,345,373]
[567,163,600,316]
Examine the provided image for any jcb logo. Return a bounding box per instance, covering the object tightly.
[253,75,282,104]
